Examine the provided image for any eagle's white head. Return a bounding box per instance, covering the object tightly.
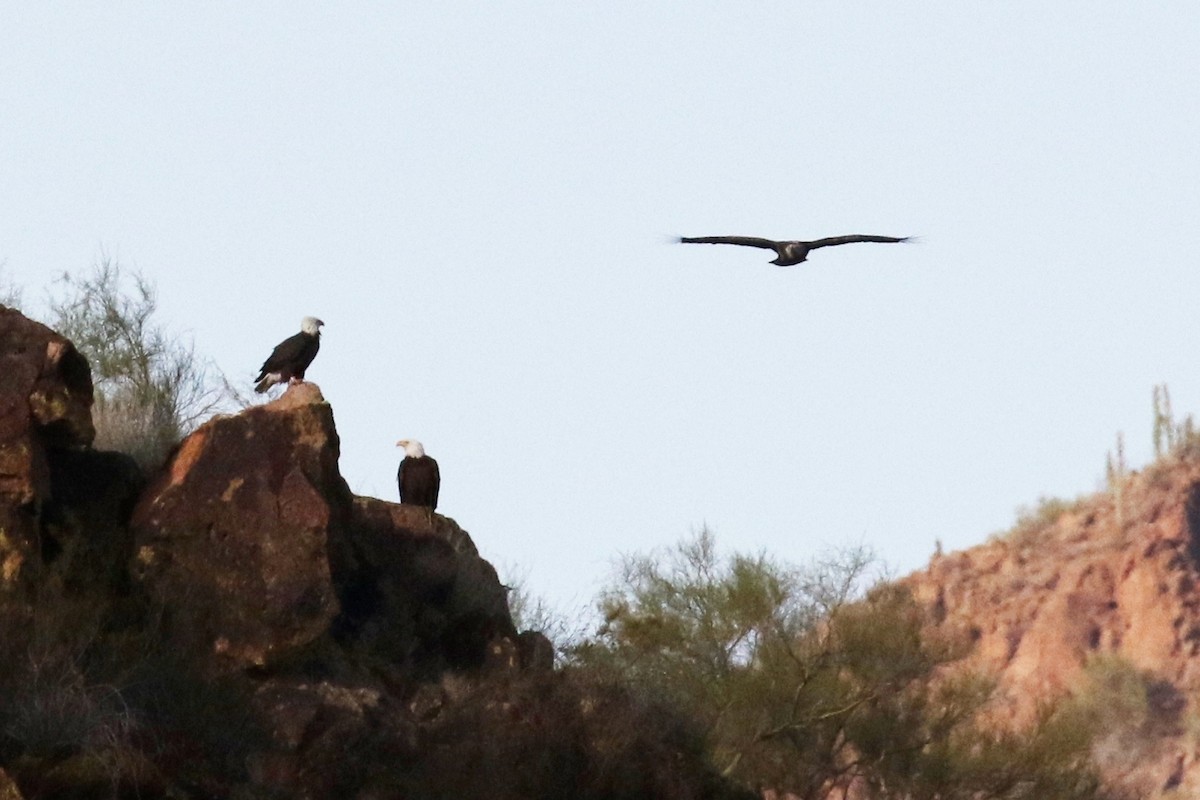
[396,439,426,458]
[301,316,324,336]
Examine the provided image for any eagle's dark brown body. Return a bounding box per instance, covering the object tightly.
[398,453,440,510]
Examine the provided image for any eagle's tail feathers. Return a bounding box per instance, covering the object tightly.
[254,373,280,393]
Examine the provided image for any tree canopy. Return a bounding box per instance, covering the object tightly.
[568,530,1111,799]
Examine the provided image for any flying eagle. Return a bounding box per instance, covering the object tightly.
[679,234,911,266]
[254,316,324,393]
[397,439,440,512]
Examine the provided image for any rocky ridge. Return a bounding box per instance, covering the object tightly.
[0,305,744,800]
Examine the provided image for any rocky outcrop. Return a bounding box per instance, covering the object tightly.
[0,305,94,456]
[906,456,1200,797]
[117,385,742,797]
[0,305,96,594]
[0,306,744,799]
[130,383,348,673]
[129,383,517,679]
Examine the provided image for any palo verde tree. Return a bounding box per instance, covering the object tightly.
[49,259,228,470]
[569,529,1113,800]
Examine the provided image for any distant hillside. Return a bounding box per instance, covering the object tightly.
[905,445,1200,797]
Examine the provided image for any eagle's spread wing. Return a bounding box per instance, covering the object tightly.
[679,236,781,250]
[257,332,311,379]
[804,235,910,250]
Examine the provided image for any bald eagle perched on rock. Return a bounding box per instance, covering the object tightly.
[397,439,440,511]
[254,316,324,393]
[679,234,911,266]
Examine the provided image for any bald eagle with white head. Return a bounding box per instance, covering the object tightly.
[254,316,324,393]
[397,439,440,512]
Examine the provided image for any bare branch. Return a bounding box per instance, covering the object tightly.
[48,258,238,469]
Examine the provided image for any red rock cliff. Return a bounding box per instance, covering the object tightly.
[906,453,1200,797]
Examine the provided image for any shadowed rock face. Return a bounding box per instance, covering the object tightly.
[338,498,516,674]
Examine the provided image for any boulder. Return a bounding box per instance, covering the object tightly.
[0,305,95,592]
[129,383,348,672]
[0,305,94,456]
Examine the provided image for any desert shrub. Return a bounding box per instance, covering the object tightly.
[407,668,754,800]
[0,576,269,797]
[0,264,20,308]
[1066,654,1187,798]
[570,529,1112,799]
[48,258,228,470]
[503,564,591,662]
[118,650,268,793]
[993,494,1089,548]
[0,584,149,794]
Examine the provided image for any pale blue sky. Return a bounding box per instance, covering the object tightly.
[3,3,1199,613]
